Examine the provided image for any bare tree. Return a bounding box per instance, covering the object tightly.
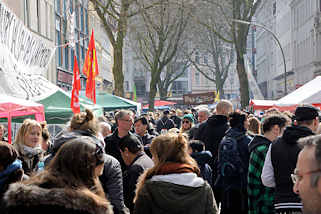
[90,0,160,97]
[192,0,262,108]
[157,52,191,100]
[129,0,192,110]
[188,23,235,98]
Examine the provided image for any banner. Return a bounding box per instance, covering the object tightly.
[0,2,57,101]
[244,55,264,100]
[183,92,216,105]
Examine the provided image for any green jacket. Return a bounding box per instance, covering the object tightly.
[248,135,275,214]
[134,173,217,214]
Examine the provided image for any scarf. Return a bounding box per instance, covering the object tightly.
[157,162,200,176]
[0,159,22,187]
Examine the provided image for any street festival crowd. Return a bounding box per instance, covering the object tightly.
[1,100,321,214]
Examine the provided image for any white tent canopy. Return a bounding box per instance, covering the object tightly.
[277,76,321,106]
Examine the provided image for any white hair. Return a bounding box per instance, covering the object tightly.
[100,122,111,131]
[198,108,210,116]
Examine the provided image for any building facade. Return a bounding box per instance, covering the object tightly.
[253,0,321,99]
[55,0,89,91]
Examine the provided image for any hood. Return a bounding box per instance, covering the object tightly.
[52,130,99,155]
[145,173,207,211]
[282,125,314,144]
[4,183,112,214]
[191,151,212,165]
[248,135,271,153]
[207,115,228,127]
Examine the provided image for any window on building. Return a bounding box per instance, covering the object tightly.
[272,2,276,15]
[24,0,30,27]
[71,49,75,69]
[84,9,88,34]
[64,46,69,69]
[69,0,73,13]
[204,54,208,64]
[195,72,200,85]
[56,31,62,66]
[55,0,60,14]
[75,6,79,29]
[195,51,200,64]
[81,7,84,31]
[36,0,41,33]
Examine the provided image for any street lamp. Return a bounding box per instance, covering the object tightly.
[232,19,287,95]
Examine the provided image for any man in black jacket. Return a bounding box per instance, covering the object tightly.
[194,100,233,205]
[156,110,175,134]
[170,109,181,129]
[262,105,319,214]
[119,134,154,213]
[105,110,136,171]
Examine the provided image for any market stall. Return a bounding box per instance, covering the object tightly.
[0,94,45,143]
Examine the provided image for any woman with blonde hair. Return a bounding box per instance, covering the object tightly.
[13,119,43,176]
[2,137,113,214]
[134,133,218,214]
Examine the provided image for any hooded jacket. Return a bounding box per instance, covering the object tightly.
[194,115,229,160]
[271,125,314,208]
[134,173,218,214]
[1,183,113,214]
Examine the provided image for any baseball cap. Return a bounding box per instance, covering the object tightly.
[295,105,319,121]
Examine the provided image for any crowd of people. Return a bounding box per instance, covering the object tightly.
[1,100,321,214]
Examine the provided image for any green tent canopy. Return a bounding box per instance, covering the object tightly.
[78,91,137,111]
[38,90,103,124]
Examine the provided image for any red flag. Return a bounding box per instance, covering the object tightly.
[83,29,99,103]
[71,55,81,113]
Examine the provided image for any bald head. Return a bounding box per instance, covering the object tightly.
[216,100,233,117]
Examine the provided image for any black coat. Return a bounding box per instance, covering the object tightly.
[271,125,314,206]
[104,129,133,171]
[156,117,175,133]
[2,183,113,214]
[99,155,130,214]
[170,115,182,129]
[123,152,154,213]
[194,115,229,160]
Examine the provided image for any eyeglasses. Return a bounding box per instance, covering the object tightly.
[120,118,133,123]
[291,168,321,184]
[182,120,190,124]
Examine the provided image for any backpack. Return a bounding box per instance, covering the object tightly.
[214,135,245,187]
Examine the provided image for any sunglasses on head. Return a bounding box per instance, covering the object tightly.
[95,143,105,165]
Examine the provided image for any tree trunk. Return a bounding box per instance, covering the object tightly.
[112,41,124,97]
[148,72,160,111]
[236,55,249,108]
[159,85,167,100]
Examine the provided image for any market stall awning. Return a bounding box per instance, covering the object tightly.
[0,94,45,143]
[143,100,176,109]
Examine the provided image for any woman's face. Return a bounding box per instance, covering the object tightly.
[182,119,192,131]
[24,126,41,148]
